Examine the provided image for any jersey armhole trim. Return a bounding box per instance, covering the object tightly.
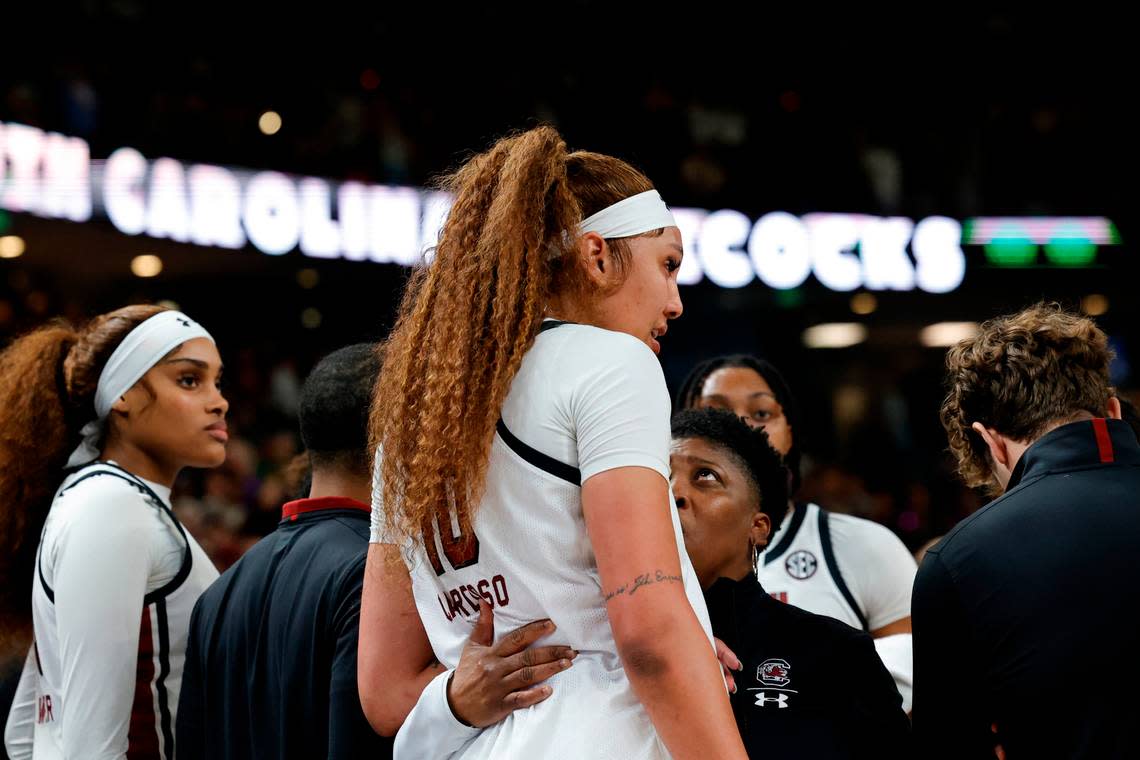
[40,463,194,605]
[37,555,54,603]
[496,318,579,485]
[763,501,808,566]
[495,419,581,486]
[818,508,869,631]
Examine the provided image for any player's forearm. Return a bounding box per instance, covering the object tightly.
[612,604,747,760]
[359,651,444,736]
[359,544,444,735]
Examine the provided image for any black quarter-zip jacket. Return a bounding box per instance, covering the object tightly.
[704,574,911,759]
[913,418,1140,759]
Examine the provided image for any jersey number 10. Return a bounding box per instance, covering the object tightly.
[424,515,480,576]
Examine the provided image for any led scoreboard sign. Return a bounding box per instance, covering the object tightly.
[0,121,1121,293]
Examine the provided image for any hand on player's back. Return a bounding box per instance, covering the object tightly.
[447,599,578,728]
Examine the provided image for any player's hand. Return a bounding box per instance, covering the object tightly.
[715,637,742,694]
[447,599,578,728]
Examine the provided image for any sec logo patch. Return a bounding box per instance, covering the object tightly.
[785,550,818,580]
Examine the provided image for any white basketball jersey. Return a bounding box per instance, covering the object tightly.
[376,322,714,760]
[758,502,868,630]
[758,502,915,631]
[24,462,218,760]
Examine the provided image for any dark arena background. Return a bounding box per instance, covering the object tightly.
[1,7,1132,600]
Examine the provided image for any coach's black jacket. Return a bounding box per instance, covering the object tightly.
[177,497,390,759]
[705,574,911,760]
[913,418,1140,759]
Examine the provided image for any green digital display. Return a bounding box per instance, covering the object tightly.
[969,218,1120,268]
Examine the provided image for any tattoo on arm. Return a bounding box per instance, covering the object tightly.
[604,569,683,601]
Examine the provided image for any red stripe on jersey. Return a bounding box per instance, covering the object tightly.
[127,608,160,759]
[1093,418,1115,463]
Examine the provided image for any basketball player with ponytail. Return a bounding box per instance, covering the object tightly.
[359,126,746,759]
[2,305,225,759]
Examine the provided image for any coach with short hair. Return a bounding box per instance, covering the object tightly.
[176,344,391,758]
[913,303,1140,759]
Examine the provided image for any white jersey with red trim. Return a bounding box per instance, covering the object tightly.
[373,321,715,760]
[7,462,218,760]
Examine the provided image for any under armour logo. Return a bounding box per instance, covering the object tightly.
[754,692,789,708]
[177,318,190,327]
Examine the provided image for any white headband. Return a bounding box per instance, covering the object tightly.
[578,189,676,239]
[67,310,214,467]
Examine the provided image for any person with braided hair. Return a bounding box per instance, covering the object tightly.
[2,305,225,759]
[359,126,746,759]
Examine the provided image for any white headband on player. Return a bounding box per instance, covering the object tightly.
[549,189,676,261]
[578,189,676,239]
[67,310,215,467]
